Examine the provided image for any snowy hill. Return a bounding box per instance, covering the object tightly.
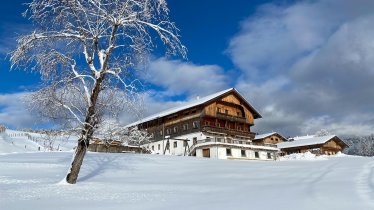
[1,152,373,210]
[0,129,77,154]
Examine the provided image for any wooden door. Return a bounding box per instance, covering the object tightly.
[202,148,210,158]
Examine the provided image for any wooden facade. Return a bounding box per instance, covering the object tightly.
[135,89,261,142]
[0,125,5,133]
[253,133,287,145]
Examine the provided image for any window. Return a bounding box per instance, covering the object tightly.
[183,140,188,147]
[152,145,154,151]
[255,151,259,158]
[225,110,228,114]
[183,124,188,131]
[217,107,221,113]
[173,141,178,148]
[166,128,171,135]
[241,150,246,157]
[193,137,197,145]
[226,148,232,156]
[205,121,209,126]
[267,153,272,159]
[193,121,199,129]
[159,130,163,136]
[237,112,240,117]
[216,138,222,142]
[173,126,178,133]
[158,144,160,150]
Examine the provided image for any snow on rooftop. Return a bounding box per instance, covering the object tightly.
[126,88,249,127]
[292,135,316,140]
[277,135,337,149]
[254,132,277,140]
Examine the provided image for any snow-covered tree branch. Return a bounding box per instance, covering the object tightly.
[11,0,186,184]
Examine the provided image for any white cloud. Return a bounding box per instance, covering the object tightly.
[0,92,43,129]
[230,0,374,136]
[145,58,229,98]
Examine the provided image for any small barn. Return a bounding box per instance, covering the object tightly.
[88,139,146,153]
[0,125,6,133]
[277,135,348,155]
[253,132,287,145]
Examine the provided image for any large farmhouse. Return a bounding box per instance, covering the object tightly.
[127,88,278,160]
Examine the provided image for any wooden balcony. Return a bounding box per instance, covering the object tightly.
[201,125,256,139]
[216,112,247,123]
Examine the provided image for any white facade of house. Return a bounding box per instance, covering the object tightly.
[141,131,279,160]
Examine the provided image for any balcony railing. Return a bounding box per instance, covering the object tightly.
[201,125,256,139]
[216,112,247,123]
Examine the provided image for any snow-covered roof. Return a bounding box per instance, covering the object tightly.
[254,132,287,141]
[254,132,277,140]
[277,135,337,149]
[126,88,261,127]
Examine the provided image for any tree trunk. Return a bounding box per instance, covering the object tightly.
[66,136,89,184]
[65,77,104,184]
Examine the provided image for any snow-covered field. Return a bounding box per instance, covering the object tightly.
[1,131,374,210]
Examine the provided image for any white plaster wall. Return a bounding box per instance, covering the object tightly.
[196,148,203,157]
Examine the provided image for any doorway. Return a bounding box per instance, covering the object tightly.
[202,148,210,158]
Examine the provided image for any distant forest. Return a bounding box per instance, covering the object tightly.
[343,135,374,156]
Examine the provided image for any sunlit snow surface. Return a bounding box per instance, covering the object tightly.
[1,133,374,210]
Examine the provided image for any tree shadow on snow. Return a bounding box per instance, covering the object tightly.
[77,153,149,182]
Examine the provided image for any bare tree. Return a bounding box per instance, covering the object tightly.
[11,0,186,184]
[94,120,153,146]
[315,129,331,137]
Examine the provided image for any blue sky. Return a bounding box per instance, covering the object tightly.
[1,0,374,136]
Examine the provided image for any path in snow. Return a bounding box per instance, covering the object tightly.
[356,159,374,207]
[0,152,374,210]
